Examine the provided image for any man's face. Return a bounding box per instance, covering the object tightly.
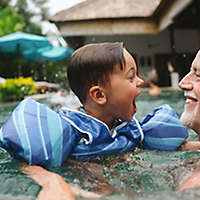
[179,50,200,135]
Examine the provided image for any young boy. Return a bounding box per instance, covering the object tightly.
[0,42,188,198]
[68,42,143,126]
[66,42,145,159]
[1,42,187,164]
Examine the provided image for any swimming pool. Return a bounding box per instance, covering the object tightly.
[0,90,199,200]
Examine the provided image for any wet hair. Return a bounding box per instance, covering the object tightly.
[67,42,125,104]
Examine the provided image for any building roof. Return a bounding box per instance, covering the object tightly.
[50,0,194,36]
[50,0,162,22]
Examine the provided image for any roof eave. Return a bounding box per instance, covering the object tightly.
[55,18,158,36]
[156,0,194,31]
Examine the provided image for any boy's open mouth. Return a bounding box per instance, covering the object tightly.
[132,91,142,114]
[132,99,137,114]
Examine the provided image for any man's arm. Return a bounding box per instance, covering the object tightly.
[21,164,102,200]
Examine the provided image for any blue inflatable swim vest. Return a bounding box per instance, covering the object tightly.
[0,98,188,167]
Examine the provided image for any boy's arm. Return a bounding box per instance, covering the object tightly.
[20,163,102,200]
[178,140,200,151]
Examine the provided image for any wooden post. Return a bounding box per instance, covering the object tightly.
[169,25,176,69]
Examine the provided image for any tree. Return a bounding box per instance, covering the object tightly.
[0,7,25,36]
[0,0,11,9]
[14,0,50,34]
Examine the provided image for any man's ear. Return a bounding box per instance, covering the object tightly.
[89,86,107,105]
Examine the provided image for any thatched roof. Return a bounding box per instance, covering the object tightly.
[50,0,193,36]
[50,0,162,22]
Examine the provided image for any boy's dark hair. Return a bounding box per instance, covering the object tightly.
[67,42,125,104]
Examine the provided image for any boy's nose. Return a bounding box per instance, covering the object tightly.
[178,72,193,90]
[137,77,144,87]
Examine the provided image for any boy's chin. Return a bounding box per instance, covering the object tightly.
[127,115,134,122]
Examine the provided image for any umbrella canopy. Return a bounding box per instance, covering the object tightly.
[39,46,73,61]
[23,46,73,62]
[0,31,72,61]
[0,31,51,54]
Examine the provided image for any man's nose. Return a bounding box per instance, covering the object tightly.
[178,72,193,90]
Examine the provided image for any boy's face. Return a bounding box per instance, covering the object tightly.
[104,49,144,122]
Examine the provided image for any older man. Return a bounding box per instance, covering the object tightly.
[179,50,200,139]
[177,50,200,191]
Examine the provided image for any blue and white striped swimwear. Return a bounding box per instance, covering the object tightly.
[0,98,188,167]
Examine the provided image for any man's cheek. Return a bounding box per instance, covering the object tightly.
[192,103,200,128]
[193,83,200,100]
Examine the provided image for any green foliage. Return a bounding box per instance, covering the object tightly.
[0,7,25,36]
[41,60,70,89]
[0,77,37,102]
[14,0,50,34]
[0,0,50,36]
[0,0,11,9]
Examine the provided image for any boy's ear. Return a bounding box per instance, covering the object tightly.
[89,86,107,105]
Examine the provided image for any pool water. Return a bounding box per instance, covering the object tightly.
[0,90,200,200]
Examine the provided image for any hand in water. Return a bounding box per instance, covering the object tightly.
[177,168,200,191]
[20,163,102,200]
[178,140,200,151]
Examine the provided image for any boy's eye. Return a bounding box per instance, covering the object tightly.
[128,76,134,80]
[127,69,135,81]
